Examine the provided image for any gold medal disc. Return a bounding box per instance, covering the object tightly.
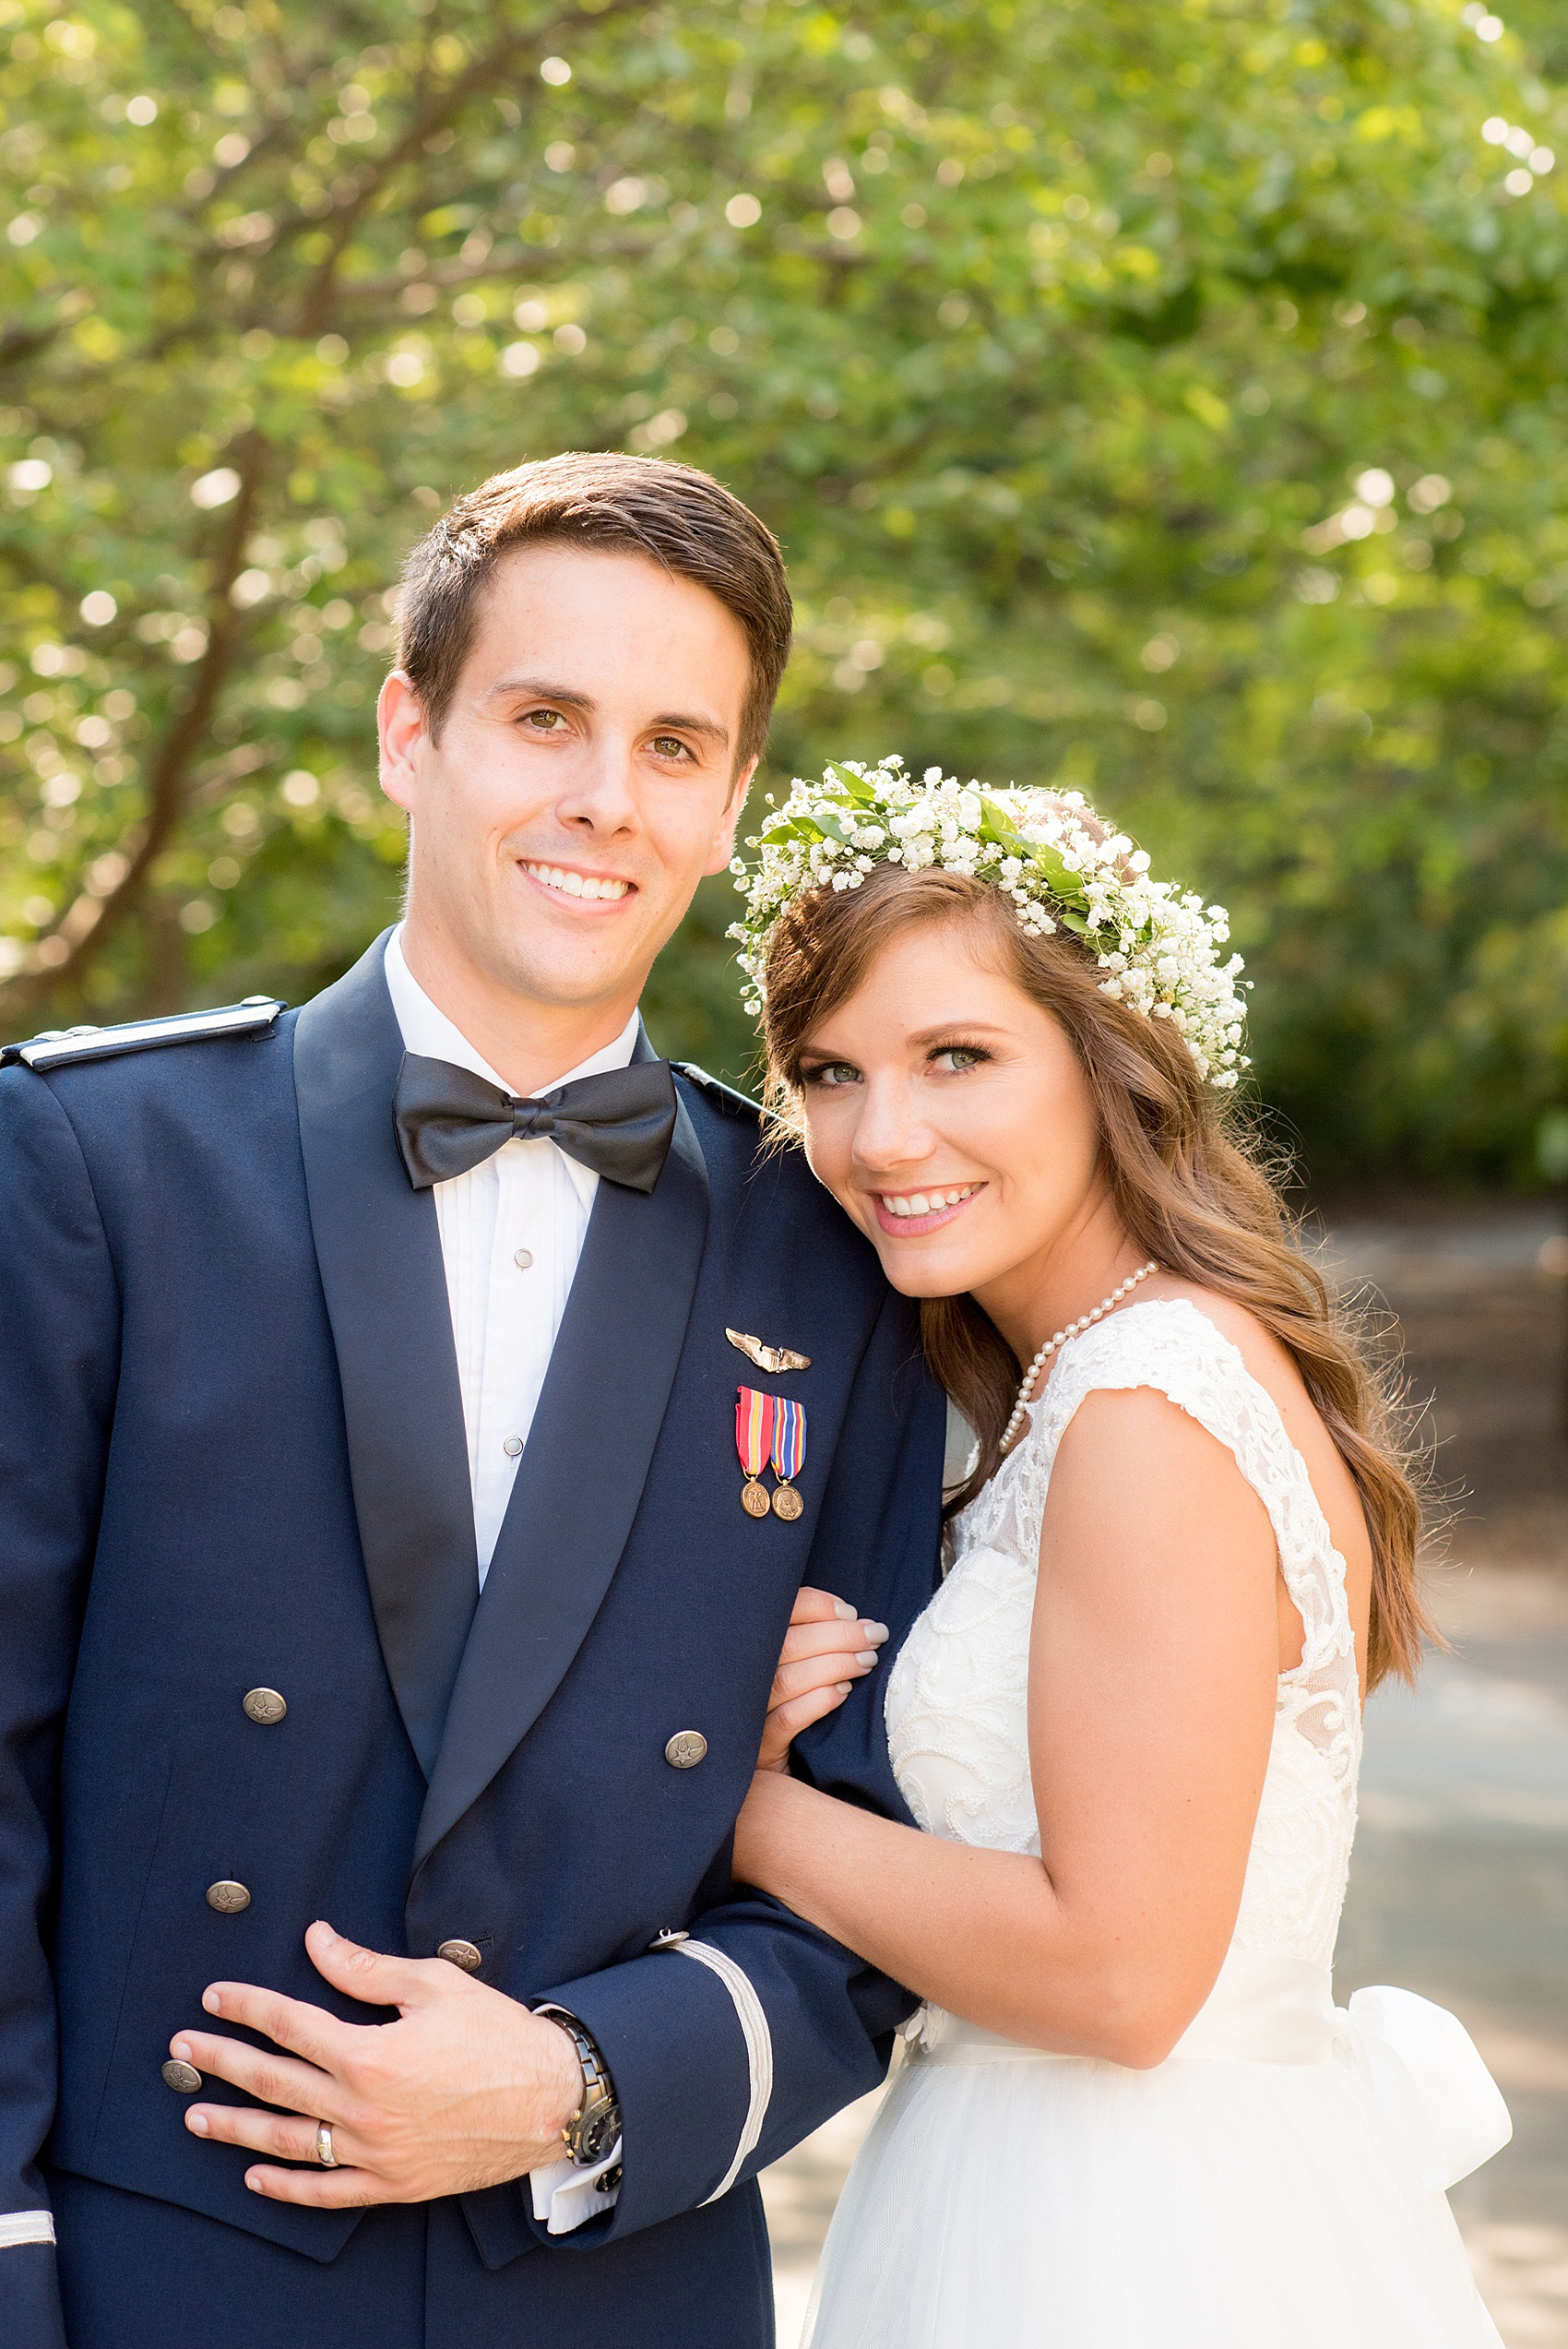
[770,1480,803,1521]
[741,1478,771,1519]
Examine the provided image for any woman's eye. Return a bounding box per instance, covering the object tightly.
[931,1045,988,1074]
[802,1061,861,1089]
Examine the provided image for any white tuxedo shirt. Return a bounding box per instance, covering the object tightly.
[383,928,633,2226]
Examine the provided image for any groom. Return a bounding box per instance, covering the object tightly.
[0,452,944,2346]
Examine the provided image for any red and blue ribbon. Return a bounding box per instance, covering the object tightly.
[770,1396,807,1484]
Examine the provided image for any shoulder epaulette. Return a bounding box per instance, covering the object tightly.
[1,995,286,1072]
[670,1060,767,1121]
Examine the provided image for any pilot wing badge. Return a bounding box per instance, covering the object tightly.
[726,1327,812,1376]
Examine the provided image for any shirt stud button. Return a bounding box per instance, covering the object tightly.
[242,1687,287,1725]
[502,1436,524,1458]
[514,1248,533,1270]
[436,1938,482,1972]
[161,2058,202,2093]
[664,1731,707,1770]
[207,1879,251,1914]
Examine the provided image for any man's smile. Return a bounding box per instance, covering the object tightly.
[520,859,635,906]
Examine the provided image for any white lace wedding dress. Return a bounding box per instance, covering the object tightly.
[804,1299,1510,2349]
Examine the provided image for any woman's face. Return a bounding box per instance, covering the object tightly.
[797,916,1111,1311]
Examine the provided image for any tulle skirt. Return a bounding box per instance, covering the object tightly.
[802,2012,1503,2349]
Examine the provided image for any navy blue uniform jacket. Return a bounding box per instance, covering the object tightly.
[0,938,945,2349]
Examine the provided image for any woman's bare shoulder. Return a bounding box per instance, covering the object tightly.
[1136,1278,1372,1579]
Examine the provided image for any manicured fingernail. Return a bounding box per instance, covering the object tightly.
[836,1680,852,1694]
[171,2038,192,2061]
[861,1621,888,1643]
[186,2111,208,2136]
[245,2172,265,2193]
[833,1599,855,1621]
[203,1989,221,2014]
[856,1650,878,1667]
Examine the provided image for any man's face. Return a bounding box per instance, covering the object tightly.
[378,542,755,1017]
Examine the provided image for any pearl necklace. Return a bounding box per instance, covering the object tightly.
[999,1261,1160,1454]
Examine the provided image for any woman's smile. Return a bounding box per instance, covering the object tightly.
[868,1182,986,1236]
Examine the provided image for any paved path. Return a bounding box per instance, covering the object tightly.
[763,1202,1568,2343]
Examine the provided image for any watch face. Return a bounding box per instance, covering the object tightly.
[580,2102,621,2164]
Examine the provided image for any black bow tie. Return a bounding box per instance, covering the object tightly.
[393,1051,678,1194]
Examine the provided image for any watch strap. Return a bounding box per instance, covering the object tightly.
[541,2009,621,2166]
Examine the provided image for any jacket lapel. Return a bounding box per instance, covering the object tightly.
[412,1063,710,1872]
[292,933,480,1781]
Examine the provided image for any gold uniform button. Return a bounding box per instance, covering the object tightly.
[664,1731,707,1770]
[206,1879,251,1914]
[161,2058,202,2093]
[436,1938,482,1972]
[242,1687,287,1725]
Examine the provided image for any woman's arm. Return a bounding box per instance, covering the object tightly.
[733,1385,1281,2068]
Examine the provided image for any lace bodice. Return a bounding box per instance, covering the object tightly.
[885,1298,1362,1971]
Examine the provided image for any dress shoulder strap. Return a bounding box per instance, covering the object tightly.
[1032,1298,1355,1678]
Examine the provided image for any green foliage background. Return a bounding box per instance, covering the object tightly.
[3,0,1567,1181]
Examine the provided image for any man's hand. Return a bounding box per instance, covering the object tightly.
[171,1918,583,2207]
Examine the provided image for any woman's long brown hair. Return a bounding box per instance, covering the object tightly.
[760,862,1431,1691]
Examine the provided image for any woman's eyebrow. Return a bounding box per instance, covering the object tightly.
[905,1020,1011,1044]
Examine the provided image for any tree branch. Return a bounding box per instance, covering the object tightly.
[0,432,269,1023]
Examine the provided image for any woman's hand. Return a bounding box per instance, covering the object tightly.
[758,1587,889,1772]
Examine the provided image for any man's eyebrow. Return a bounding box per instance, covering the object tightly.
[651,709,730,746]
[482,674,598,709]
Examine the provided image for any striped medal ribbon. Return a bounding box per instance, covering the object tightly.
[735,1386,776,1519]
[769,1397,807,1521]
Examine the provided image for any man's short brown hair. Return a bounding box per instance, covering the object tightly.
[397,451,792,768]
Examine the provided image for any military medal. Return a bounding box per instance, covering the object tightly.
[735,1386,776,1518]
[769,1396,807,1520]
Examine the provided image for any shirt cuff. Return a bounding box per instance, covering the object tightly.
[528,2138,623,2234]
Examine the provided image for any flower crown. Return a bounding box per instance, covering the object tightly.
[729,756,1250,1091]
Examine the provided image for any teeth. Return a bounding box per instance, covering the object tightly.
[525,863,629,901]
[880,1185,979,1219]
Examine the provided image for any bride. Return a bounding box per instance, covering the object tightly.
[730,760,1510,2347]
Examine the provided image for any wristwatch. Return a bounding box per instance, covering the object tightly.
[548,2011,622,2167]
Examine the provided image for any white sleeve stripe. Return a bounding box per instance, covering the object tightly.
[667,1939,774,2202]
[0,2211,54,2248]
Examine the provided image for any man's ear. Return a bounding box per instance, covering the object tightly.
[705,755,757,875]
[377,672,428,812]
